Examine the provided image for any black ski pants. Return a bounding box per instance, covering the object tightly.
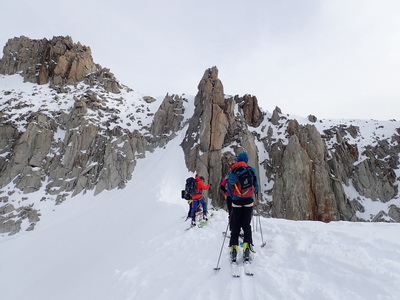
[229,205,253,247]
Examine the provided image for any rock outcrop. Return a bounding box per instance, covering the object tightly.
[352,140,398,202]
[0,36,98,86]
[0,36,121,93]
[0,36,154,234]
[235,94,263,127]
[150,94,185,146]
[272,125,354,221]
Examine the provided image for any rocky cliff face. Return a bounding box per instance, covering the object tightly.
[272,123,353,222]
[1,36,399,235]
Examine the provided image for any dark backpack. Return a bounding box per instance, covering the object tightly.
[232,166,255,198]
[181,177,199,200]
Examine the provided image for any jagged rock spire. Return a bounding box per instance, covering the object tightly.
[181,66,259,207]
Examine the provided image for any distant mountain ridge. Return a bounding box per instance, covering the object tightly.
[0,36,399,235]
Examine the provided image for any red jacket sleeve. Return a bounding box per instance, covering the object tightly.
[195,176,210,192]
[197,180,211,191]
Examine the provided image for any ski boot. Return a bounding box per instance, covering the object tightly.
[191,216,196,227]
[243,242,253,261]
[203,211,208,221]
[230,245,238,262]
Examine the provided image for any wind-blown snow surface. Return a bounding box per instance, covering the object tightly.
[1,129,399,300]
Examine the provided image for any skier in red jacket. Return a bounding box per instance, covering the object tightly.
[190,174,211,226]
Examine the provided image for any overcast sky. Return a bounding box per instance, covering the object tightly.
[1,0,399,120]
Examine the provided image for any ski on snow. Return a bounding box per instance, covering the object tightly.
[185,219,207,231]
[243,260,254,276]
[231,261,240,277]
[185,212,214,231]
[231,259,254,277]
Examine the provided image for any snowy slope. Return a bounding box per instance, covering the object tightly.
[1,128,399,300]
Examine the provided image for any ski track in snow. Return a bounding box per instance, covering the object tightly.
[107,208,400,300]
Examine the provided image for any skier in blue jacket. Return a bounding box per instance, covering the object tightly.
[227,152,258,262]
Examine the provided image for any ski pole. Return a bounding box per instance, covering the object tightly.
[258,214,266,248]
[253,194,257,232]
[255,205,266,248]
[254,198,266,248]
[252,210,255,232]
[213,218,230,271]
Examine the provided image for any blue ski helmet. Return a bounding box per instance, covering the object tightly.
[237,152,248,163]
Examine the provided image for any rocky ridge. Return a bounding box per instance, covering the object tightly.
[0,36,187,234]
[0,36,399,235]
